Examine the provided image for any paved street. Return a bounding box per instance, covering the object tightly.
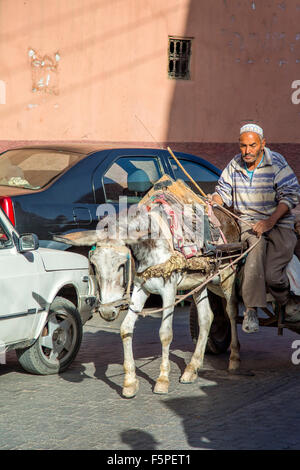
[1,305,300,451]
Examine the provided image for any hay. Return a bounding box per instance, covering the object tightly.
[137,251,216,281]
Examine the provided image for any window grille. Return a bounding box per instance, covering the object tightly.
[168,37,192,80]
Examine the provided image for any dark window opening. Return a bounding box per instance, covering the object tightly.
[168,37,192,80]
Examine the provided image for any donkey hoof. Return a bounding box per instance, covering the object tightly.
[228,359,241,371]
[180,372,198,384]
[180,365,198,384]
[122,379,139,398]
[154,378,169,394]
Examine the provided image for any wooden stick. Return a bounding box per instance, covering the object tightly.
[167,146,207,198]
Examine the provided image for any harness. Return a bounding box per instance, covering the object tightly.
[135,239,260,316]
[89,223,258,318]
[89,181,261,316]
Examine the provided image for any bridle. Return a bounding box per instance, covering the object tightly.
[89,243,133,311]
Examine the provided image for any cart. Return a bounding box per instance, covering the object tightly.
[190,288,300,355]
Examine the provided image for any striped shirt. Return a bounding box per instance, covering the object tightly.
[214,147,300,228]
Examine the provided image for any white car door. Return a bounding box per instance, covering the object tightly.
[0,222,45,347]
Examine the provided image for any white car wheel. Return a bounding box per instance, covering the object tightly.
[16,296,82,375]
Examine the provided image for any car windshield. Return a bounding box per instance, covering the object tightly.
[0,149,86,189]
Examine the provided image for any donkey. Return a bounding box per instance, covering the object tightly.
[55,200,242,398]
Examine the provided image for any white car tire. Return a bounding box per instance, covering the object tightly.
[16,296,83,375]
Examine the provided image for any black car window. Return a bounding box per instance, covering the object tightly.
[169,158,219,195]
[103,156,163,203]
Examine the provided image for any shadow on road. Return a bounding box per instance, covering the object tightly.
[3,309,300,450]
[163,368,300,450]
[0,351,24,377]
[120,429,160,450]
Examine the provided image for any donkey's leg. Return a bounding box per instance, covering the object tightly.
[120,285,149,398]
[225,295,241,372]
[153,279,177,394]
[221,271,241,371]
[180,288,213,384]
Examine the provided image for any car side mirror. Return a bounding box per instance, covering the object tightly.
[18,233,39,252]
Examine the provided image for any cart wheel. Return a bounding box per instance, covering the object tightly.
[190,291,231,354]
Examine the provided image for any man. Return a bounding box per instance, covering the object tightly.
[211,123,300,333]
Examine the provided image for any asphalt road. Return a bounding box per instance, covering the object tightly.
[1,305,300,451]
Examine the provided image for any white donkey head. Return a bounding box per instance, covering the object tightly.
[54,231,137,321]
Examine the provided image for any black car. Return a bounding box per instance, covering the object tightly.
[0,145,221,250]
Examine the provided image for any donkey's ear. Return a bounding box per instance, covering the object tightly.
[123,231,149,246]
[53,231,100,246]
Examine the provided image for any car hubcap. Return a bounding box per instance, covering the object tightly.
[40,311,77,365]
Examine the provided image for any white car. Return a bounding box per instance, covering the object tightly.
[0,208,96,375]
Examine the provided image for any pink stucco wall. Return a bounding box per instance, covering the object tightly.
[167,0,300,144]
[1,0,300,146]
[0,0,188,142]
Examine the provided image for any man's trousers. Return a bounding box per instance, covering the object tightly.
[240,223,297,308]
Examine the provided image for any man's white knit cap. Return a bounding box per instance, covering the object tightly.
[240,123,264,139]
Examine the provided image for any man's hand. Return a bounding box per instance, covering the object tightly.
[206,193,224,206]
[252,203,290,236]
[252,218,275,236]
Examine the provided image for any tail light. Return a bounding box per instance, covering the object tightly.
[0,197,15,225]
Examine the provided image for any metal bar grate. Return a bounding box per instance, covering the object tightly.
[168,37,192,80]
